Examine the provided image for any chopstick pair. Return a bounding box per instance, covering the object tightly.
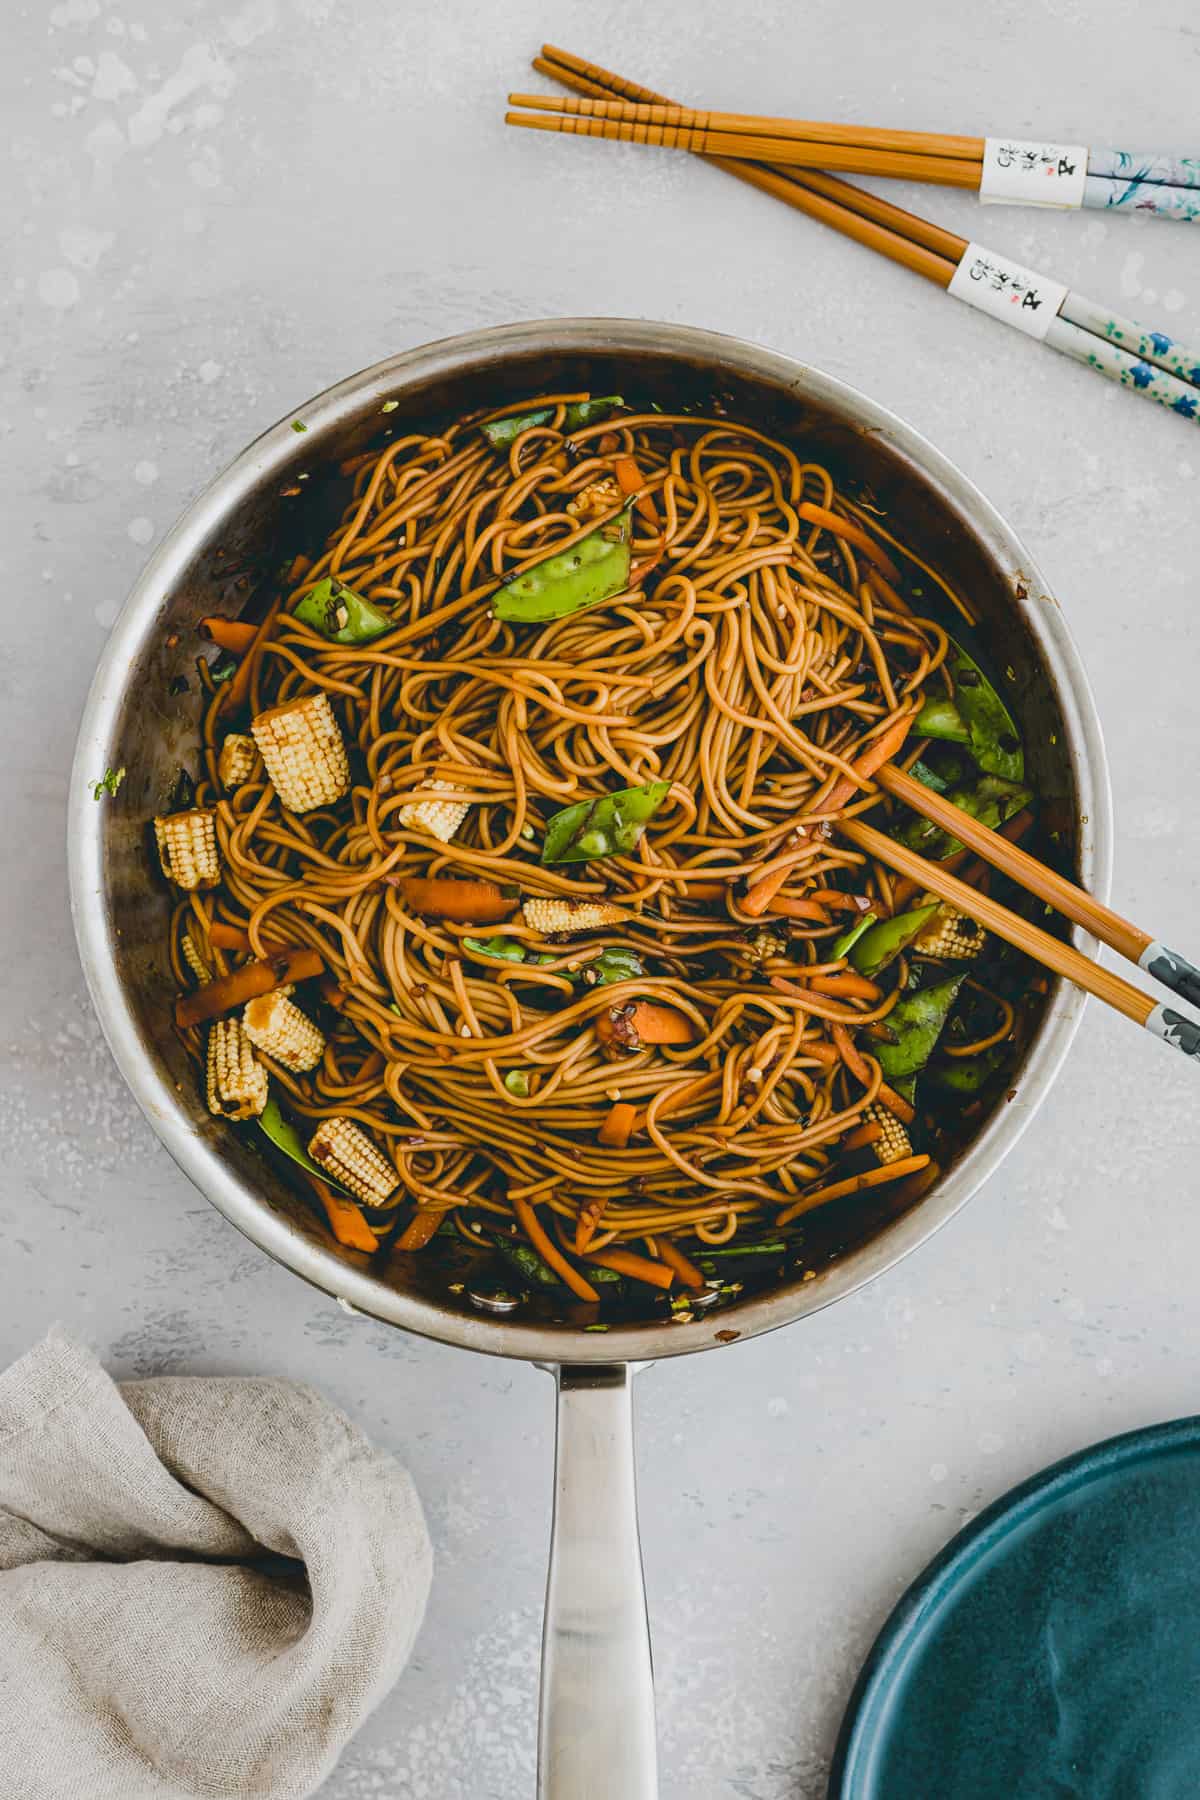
[509,92,1200,223]
[516,48,1200,425]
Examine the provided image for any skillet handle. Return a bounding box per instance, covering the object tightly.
[538,1362,658,1800]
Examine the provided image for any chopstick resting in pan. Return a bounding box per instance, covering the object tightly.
[519,49,1200,423]
[509,90,1200,222]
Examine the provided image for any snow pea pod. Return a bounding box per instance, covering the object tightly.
[258,1095,352,1196]
[926,1045,1008,1094]
[849,903,939,977]
[480,395,624,450]
[831,912,877,960]
[897,774,1031,862]
[875,974,967,1080]
[293,576,393,644]
[580,947,645,987]
[542,778,670,865]
[492,506,633,624]
[916,638,1024,780]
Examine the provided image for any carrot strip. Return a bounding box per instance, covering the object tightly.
[200,617,258,653]
[742,713,915,920]
[396,1206,443,1251]
[287,553,312,585]
[776,1154,931,1226]
[175,947,323,1027]
[841,1120,884,1152]
[207,922,253,952]
[681,880,727,901]
[586,1247,675,1291]
[391,876,513,925]
[806,889,871,912]
[613,454,659,525]
[763,897,831,923]
[651,1237,704,1290]
[796,502,900,581]
[312,1179,379,1252]
[598,1100,636,1148]
[877,1082,917,1126]
[809,971,882,1001]
[512,1193,599,1303]
[596,999,695,1053]
[832,1022,873,1087]
[574,1194,610,1255]
[226,597,283,711]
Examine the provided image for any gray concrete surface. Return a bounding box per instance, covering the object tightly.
[4,2,1200,1794]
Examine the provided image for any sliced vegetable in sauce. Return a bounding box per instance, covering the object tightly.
[875,974,967,1080]
[831,912,878,960]
[580,946,645,986]
[90,765,125,801]
[463,935,533,964]
[294,576,393,644]
[897,775,1032,862]
[926,1044,1008,1093]
[916,638,1024,780]
[258,1095,351,1195]
[849,904,939,977]
[480,395,623,449]
[542,778,670,865]
[493,506,633,624]
[503,1069,531,1097]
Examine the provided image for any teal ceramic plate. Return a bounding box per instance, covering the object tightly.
[831,1417,1200,1799]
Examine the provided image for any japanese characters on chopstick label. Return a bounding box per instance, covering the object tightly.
[981,138,1088,208]
[947,244,1068,341]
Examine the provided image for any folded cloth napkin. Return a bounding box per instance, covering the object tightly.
[0,1327,432,1800]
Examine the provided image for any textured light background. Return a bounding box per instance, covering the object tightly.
[4,2,1200,1795]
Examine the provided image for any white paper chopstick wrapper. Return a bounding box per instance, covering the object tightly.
[947,244,1066,337]
[981,139,1088,209]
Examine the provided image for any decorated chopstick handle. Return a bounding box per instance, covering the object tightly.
[1089,148,1200,190]
[980,140,1200,220]
[1083,175,1200,221]
[1145,1005,1200,1061]
[1059,293,1200,387]
[947,243,1200,421]
[1139,942,1200,1010]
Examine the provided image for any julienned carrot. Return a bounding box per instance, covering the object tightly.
[762,896,831,923]
[809,971,883,1001]
[200,617,258,654]
[877,1082,916,1125]
[226,597,283,711]
[806,889,871,913]
[613,454,659,525]
[776,1154,931,1226]
[396,1206,443,1251]
[512,1192,599,1303]
[650,1237,704,1290]
[207,922,253,952]
[312,1178,379,1252]
[175,947,323,1027]
[833,1021,873,1088]
[596,999,695,1052]
[796,502,900,581]
[586,1247,675,1291]
[391,876,513,925]
[841,1120,884,1153]
[741,716,911,919]
[574,1194,610,1254]
[790,1031,916,1124]
[598,1100,636,1148]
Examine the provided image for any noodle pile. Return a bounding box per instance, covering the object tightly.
[172,393,993,1290]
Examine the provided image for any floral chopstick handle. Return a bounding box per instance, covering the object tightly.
[1083,176,1200,221]
[1140,941,1200,1010]
[1088,149,1200,190]
[1060,294,1200,388]
[1146,1005,1200,1061]
[1044,315,1200,420]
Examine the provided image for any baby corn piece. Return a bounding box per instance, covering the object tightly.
[398,779,470,844]
[521,896,631,935]
[243,989,325,1073]
[154,809,220,890]
[251,692,349,814]
[181,929,211,983]
[913,903,987,962]
[217,732,258,791]
[205,1018,268,1120]
[863,1103,914,1166]
[308,1116,399,1206]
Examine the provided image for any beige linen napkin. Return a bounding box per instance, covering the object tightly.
[0,1326,432,1799]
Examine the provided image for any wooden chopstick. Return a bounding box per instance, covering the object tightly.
[509,90,984,161]
[876,761,1200,1009]
[506,105,984,189]
[838,817,1200,1064]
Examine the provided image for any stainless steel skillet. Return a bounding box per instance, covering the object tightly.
[69,319,1111,1797]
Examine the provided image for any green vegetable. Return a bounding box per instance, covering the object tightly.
[542,778,670,865]
[908,758,952,794]
[897,775,1031,862]
[916,638,1024,780]
[926,1046,1007,1094]
[831,912,877,959]
[290,419,307,433]
[849,904,939,976]
[581,1263,623,1284]
[581,947,645,986]
[503,1069,531,1098]
[480,395,623,449]
[493,507,633,624]
[698,1240,787,1261]
[258,1096,352,1196]
[90,766,125,801]
[875,975,966,1080]
[294,577,393,644]
[207,651,238,685]
[464,935,529,964]
[491,1236,560,1289]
